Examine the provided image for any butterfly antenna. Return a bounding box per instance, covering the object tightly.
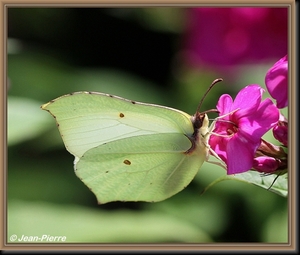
[196,78,223,114]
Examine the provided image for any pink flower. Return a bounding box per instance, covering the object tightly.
[182,8,288,70]
[265,55,288,108]
[209,85,279,174]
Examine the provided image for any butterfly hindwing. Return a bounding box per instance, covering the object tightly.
[75,133,206,203]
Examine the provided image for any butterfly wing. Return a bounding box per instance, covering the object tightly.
[76,133,206,203]
[41,92,194,159]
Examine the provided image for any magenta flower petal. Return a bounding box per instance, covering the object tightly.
[216,94,233,115]
[231,85,263,111]
[238,98,279,140]
[226,134,257,174]
[216,85,264,120]
[265,55,288,108]
[209,135,228,162]
[231,85,264,118]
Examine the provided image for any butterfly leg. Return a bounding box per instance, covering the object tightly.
[202,109,241,170]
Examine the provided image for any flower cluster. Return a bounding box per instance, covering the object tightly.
[209,55,288,175]
[182,8,288,71]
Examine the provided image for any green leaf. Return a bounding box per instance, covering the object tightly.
[8,199,212,243]
[8,96,53,146]
[232,171,288,197]
[202,171,288,197]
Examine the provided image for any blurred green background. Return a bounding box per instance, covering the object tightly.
[7,8,288,243]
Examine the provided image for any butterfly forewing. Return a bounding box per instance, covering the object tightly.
[42,92,194,158]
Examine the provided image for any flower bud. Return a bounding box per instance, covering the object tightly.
[273,114,288,146]
[253,156,280,173]
[273,125,288,147]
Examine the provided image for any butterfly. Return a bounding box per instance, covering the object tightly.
[41,78,224,204]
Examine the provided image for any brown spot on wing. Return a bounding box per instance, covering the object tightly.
[123,159,131,165]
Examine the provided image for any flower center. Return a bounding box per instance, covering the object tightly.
[226,122,239,136]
